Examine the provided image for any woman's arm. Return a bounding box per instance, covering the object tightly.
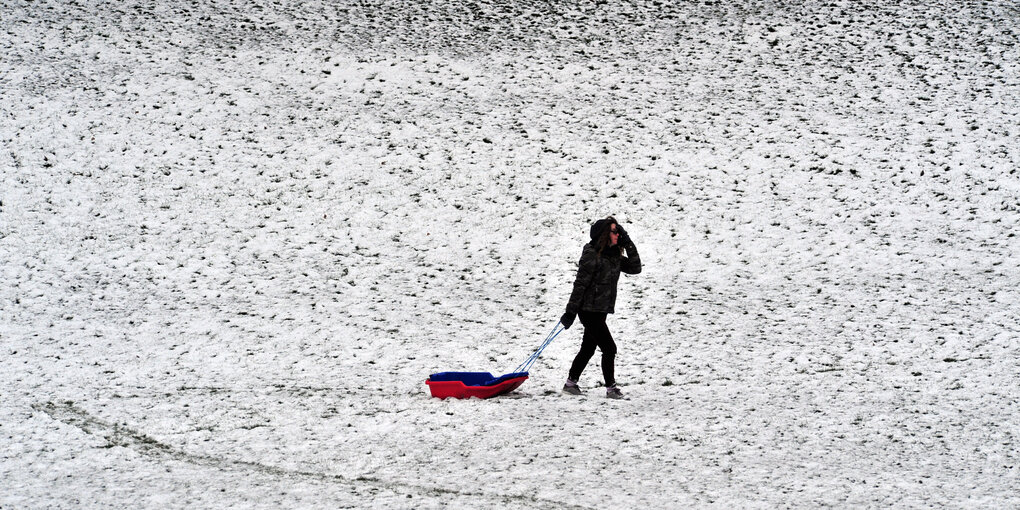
[620,241,641,275]
[566,245,597,313]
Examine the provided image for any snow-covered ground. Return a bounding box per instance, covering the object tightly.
[2,0,1019,507]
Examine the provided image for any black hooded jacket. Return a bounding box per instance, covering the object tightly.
[565,241,641,314]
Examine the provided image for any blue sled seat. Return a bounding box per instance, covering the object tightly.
[428,371,529,386]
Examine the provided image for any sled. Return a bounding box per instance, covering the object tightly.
[425,322,563,400]
[425,371,529,399]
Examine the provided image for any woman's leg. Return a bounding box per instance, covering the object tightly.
[567,318,599,381]
[569,312,615,385]
[586,314,616,387]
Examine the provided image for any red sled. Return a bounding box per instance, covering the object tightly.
[425,372,529,399]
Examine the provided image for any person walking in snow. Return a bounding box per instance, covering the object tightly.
[560,216,641,399]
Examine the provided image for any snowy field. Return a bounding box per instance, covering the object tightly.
[3,0,1019,507]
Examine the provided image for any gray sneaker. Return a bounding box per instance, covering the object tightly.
[606,385,624,399]
[562,378,583,395]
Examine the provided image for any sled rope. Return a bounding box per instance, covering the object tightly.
[513,322,565,374]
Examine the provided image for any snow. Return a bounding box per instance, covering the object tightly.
[2,0,1019,507]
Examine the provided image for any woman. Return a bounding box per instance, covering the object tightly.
[560,216,641,399]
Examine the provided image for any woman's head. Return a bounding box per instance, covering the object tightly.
[590,216,619,252]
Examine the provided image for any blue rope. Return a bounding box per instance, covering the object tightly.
[513,322,565,374]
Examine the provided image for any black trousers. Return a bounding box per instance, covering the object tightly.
[567,312,617,387]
